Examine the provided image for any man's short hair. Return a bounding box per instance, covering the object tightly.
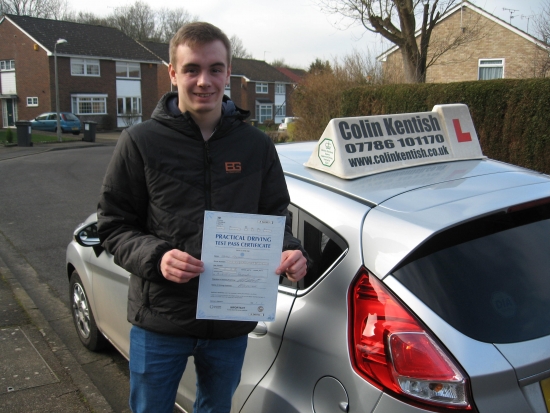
[169,22,232,67]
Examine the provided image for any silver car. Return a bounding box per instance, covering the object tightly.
[67,113,550,413]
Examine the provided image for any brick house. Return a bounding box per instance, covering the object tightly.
[378,1,550,83]
[138,40,298,125]
[229,58,296,124]
[0,14,164,130]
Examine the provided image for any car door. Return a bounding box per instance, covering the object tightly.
[87,249,132,358]
[32,114,49,131]
[46,114,57,131]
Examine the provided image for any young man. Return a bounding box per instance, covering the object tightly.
[97,22,307,413]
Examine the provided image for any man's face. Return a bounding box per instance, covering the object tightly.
[169,40,231,119]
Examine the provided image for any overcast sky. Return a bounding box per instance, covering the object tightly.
[68,0,544,69]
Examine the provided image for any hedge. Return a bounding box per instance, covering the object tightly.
[331,78,550,174]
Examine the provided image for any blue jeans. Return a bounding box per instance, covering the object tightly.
[129,326,248,413]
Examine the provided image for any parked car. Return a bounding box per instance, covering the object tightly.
[30,112,81,135]
[66,105,550,413]
[278,116,298,131]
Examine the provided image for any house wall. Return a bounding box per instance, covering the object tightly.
[140,62,160,119]
[48,58,118,129]
[0,19,51,127]
[156,63,171,102]
[228,77,243,108]
[384,7,548,83]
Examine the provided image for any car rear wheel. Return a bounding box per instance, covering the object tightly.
[70,271,108,351]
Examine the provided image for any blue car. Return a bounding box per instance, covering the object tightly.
[31,112,81,135]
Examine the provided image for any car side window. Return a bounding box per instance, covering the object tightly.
[48,114,57,120]
[37,114,48,121]
[280,205,347,290]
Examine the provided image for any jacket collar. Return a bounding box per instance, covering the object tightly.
[151,92,250,139]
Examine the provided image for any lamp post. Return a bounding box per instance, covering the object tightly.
[54,38,67,142]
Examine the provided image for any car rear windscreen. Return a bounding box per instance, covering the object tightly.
[63,113,79,121]
[393,199,550,343]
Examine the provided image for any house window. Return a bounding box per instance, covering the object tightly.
[256,83,268,94]
[117,96,142,115]
[0,60,15,71]
[116,61,141,78]
[478,59,504,80]
[256,103,272,123]
[275,103,286,117]
[275,83,285,95]
[27,97,38,107]
[72,94,107,114]
[71,59,100,76]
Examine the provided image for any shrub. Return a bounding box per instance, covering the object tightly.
[293,74,550,174]
[5,127,13,143]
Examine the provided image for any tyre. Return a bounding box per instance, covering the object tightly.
[69,271,108,351]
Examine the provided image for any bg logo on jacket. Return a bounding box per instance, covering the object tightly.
[225,162,242,173]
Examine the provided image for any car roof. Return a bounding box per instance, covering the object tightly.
[277,142,550,277]
[276,141,548,207]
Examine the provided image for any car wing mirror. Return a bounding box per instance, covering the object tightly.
[74,222,100,247]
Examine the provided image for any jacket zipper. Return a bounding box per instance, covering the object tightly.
[204,140,212,210]
[203,140,214,337]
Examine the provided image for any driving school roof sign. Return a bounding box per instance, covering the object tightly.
[305,104,485,179]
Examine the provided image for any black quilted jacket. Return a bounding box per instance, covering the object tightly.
[97,92,304,339]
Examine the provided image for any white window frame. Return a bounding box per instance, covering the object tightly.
[275,83,285,95]
[478,58,504,80]
[71,94,107,115]
[0,60,15,71]
[116,61,141,79]
[117,96,142,115]
[275,103,286,117]
[256,82,268,94]
[26,97,38,107]
[71,58,100,77]
[256,103,273,123]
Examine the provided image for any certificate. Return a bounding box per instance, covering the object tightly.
[197,211,286,322]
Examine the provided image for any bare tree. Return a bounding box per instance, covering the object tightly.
[109,1,158,41]
[317,0,472,83]
[1,0,68,19]
[271,58,289,68]
[532,0,550,77]
[156,7,198,42]
[230,35,253,59]
[534,0,550,44]
[65,10,110,25]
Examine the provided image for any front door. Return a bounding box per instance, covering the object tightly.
[5,99,15,127]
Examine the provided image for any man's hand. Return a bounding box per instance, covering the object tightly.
[276,250,307,282]
[160,249,204,283]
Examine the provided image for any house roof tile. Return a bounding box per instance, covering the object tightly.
[231,58,294,83]
[275,67,306,83]
[4,14,160,62]
[138,40,170,63]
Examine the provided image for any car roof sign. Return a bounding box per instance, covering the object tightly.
[304,104,485,179]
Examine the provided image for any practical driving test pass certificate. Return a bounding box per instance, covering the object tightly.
[197,211,286,322]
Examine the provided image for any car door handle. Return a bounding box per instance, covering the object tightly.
[251,321,268,336]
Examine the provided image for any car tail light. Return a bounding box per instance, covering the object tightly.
[349,267,473,410]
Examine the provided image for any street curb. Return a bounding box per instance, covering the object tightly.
[0,254,113,413]
[0,141,116,161]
